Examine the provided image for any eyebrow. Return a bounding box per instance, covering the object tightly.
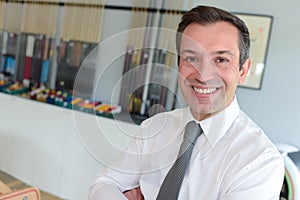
[180,49,198,55]
[180,49,236,58]
[212,50,235,57]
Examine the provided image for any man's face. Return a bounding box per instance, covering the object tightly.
[178,22,250,121]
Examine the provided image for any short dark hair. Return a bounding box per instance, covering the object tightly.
[176,5,250,69]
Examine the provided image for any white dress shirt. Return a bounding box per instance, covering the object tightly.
[89,98,284,200]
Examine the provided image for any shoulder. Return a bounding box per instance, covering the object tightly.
[136,108,188,141]
[220,110,284,186]
[140,108,187,129]
[225,109,283,166]
[235,110,274,146]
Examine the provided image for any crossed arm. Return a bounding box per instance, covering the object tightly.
[123,187,144,200]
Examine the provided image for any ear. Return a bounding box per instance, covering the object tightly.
[238,58,251,84]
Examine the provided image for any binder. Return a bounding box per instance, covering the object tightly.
[41,59,49,83]
[31,36,42,85]
[40,36,49,83]
[70,41,82,67]
[3,33,17,75]
[0,32,7,72]
[5,56,15,75]
[24,35,35,80]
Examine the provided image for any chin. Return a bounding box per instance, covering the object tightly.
[190,101,226,117]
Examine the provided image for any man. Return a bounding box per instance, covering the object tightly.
[89,5,284,200]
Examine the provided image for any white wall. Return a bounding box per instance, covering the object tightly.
[190,0,300,147]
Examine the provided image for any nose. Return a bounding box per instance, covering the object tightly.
[193,56,218,82]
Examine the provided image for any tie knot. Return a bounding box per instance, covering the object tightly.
[184,121,202,145]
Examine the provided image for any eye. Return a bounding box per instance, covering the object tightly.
[214,57,229,64]
[183,56,200,64]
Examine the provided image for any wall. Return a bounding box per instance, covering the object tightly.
[190,0,300,147]
[99,0,300,147]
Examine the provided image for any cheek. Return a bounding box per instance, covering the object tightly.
[178,65,188,77]
[220,66,240,79]
[178,67,188,84]
[220,68,241,88]
[178,65,196,80]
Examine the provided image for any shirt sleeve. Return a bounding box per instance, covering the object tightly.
[221,152,285,200]
[88,134,144,200]
[88,182,129,200]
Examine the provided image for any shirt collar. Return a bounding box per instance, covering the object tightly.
[184,96,240,147]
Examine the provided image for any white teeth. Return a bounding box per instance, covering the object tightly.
[193,87,217,94]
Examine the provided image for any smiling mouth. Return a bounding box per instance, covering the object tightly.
[193,86,217,94]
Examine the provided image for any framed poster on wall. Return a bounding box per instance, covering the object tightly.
[235,13,273,89]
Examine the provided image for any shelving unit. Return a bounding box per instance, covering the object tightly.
[0,0,188,122]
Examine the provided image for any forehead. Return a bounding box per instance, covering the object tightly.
[180,22,240,55]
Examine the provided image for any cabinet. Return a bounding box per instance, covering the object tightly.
[0,92,137,199]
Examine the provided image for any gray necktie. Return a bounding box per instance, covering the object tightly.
[156,121,202,200]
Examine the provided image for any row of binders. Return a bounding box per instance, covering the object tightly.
[0,31,55,85]
[0,31,97,89]
[56,39,97,90]
[119,47,177,116]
